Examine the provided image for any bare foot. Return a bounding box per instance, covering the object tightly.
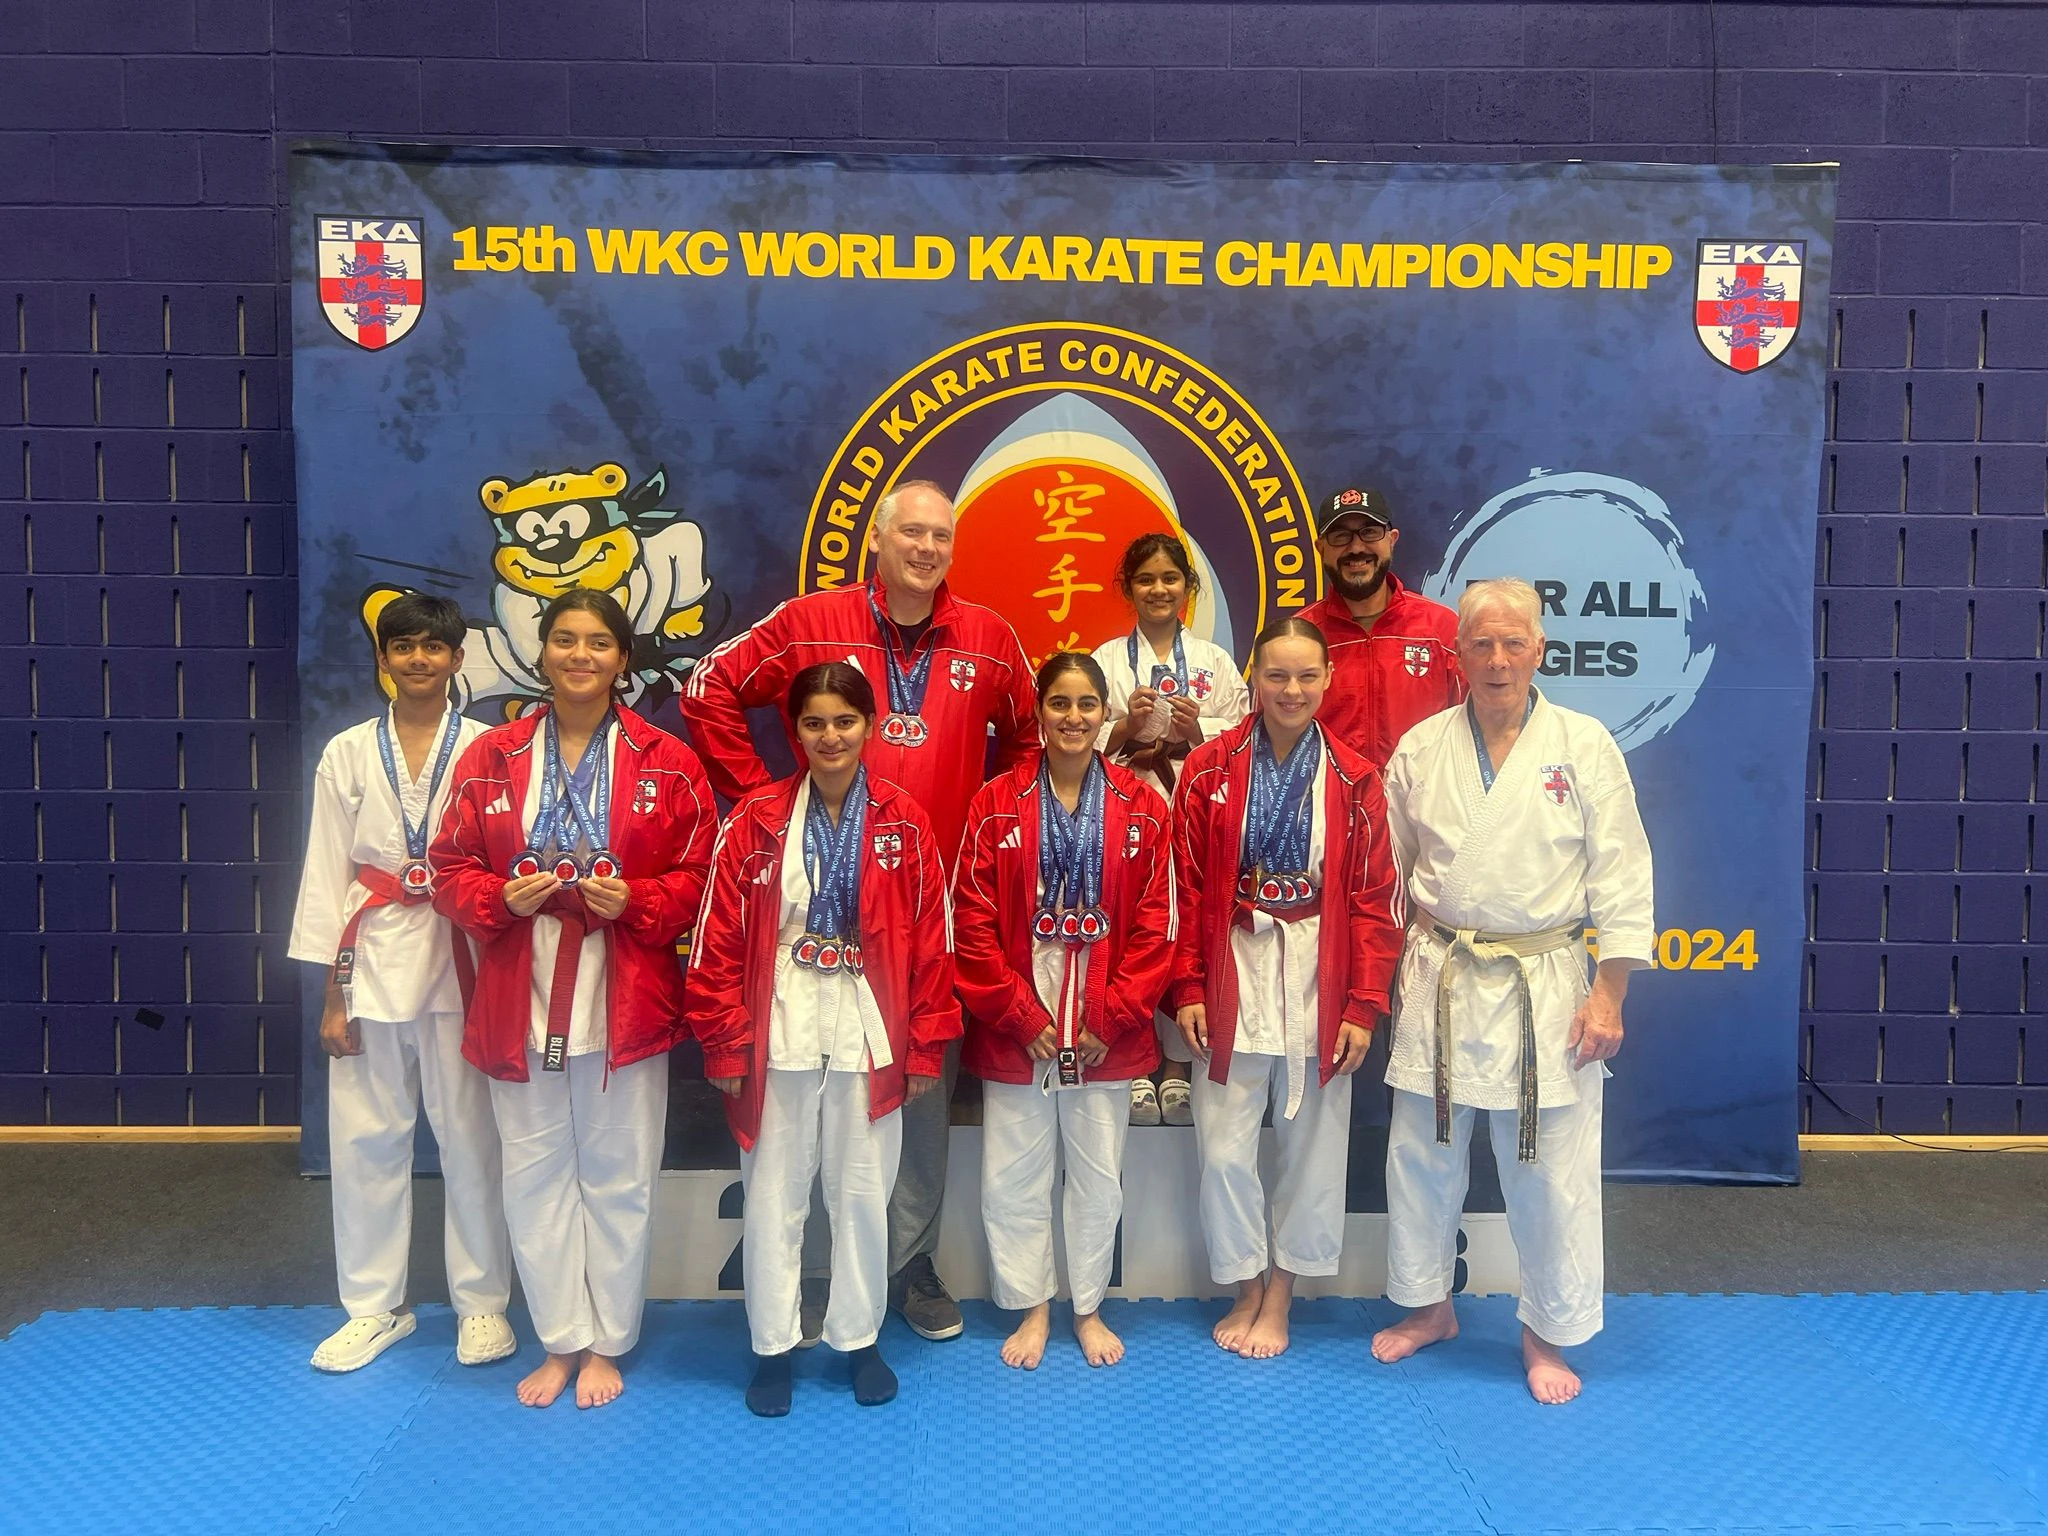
[1072,1310,1124,1367]
[576,1350,625,1409]
[515,1351,576,1408]
[1372,1299,1460,1363]
[1213,1278,1264,1351]
[1240,1270,1294,1359]
[1522,1326,1581,1404]
[1000,1302,1051,1370]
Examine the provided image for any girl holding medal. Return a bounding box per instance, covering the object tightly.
[1092,533,1248,1130]
[954,653,1176,1370]
[689,663,958,1419]
[431,589,717,1411]
[1168,617,1402,1360]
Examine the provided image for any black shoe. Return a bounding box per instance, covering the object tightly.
[797,1277,827,1350]
[850,1344,898,1406]
[889,1254,964,1341]
[746,1351,792,1418]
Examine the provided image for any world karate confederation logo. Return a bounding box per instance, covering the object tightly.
[800,322,1316,667]
[315,215,425,351]
[1694,240,1804,374]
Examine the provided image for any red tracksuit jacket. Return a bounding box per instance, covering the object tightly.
[428,705,717,1082]
[1299,572,1466,769]
[680,576,1039,871]
[952,753,1174,1086]
[686,770,960,1152]
[1167,716,1402,1089]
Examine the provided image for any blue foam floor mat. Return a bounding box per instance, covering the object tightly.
[3,1294,2047,1536]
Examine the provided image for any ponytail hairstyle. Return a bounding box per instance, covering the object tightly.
[1249,615,1330,665]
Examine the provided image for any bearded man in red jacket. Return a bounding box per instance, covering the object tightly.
[1295,486,1467,770]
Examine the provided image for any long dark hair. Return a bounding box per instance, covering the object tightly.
[786,661,878,727]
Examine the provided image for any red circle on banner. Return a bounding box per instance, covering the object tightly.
[950,461,1176,667]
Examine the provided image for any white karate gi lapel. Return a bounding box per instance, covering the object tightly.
[1441,693,1544,915]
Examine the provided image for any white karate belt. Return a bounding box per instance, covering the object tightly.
[1417,913,1585,1164]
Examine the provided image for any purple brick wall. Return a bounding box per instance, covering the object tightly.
[2,0,2043,1134]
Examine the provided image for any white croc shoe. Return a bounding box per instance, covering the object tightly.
[456,1312,518,1366]
[1129,1078,1162,1127]
[1158,1078,1194,1127]
[311,1310,417,1373]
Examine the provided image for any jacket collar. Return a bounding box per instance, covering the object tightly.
[1303,569,1412,634]
[501,700,657,758]
[867,573,959,631]
[1002,749,1141,808]
[1220,714,1363,787]
[758,765,904,839]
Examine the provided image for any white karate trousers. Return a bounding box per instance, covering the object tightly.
[488,1050,668,1358]
[743,1068,902,1356]
[981,1078,1130,1315]
[328,1010,512,1320]
[1383,1073,1606,1347]
[1192,1051,1352,1285]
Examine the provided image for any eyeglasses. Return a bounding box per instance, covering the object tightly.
[1322,524,1389,550]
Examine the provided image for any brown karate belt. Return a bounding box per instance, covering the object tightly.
[1419,915,1586,1164]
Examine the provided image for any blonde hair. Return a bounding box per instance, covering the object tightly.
[873,478,952,534]
[1457,577,1545,641]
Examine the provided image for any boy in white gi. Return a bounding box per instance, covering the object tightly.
[288,593,515,1373]
[1371,577,1654,1404]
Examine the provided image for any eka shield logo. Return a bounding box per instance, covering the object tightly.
[1694,241,1804,374]
[316,216,425,351]
[800,322,1315,667]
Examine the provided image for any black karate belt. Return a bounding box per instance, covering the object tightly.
[1421,917,1586,1164]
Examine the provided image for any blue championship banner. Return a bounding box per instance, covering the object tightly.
[291,149,1834,1182]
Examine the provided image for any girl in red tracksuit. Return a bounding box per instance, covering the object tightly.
[689,662,957,1419]
[1168,616,1402,1363]
[954,652,1175,1372]
[431,588,716,1413]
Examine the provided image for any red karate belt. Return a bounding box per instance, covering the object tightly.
[535,888,612,1073]
[332,864,477,1008]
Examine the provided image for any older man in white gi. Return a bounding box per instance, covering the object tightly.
[1370,577,1653,1404]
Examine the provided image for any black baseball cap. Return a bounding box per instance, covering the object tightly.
[1317,486,1394,534]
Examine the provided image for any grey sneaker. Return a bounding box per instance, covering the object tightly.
[890,1254,964,1341]
[797,1276,827,1350]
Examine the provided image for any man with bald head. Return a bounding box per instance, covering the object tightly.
[684,478,1039,1343]
[1369,578,1653,1404]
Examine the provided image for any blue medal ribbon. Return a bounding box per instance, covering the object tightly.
[869,589,936,721]
[1240,721,1320,900]
[522,710,613,878]
[1126,626,1188,696]
[375,707,463,864]
[801,766,869,948]
[1035,756,1108,944]
[1468,689,1538,794]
